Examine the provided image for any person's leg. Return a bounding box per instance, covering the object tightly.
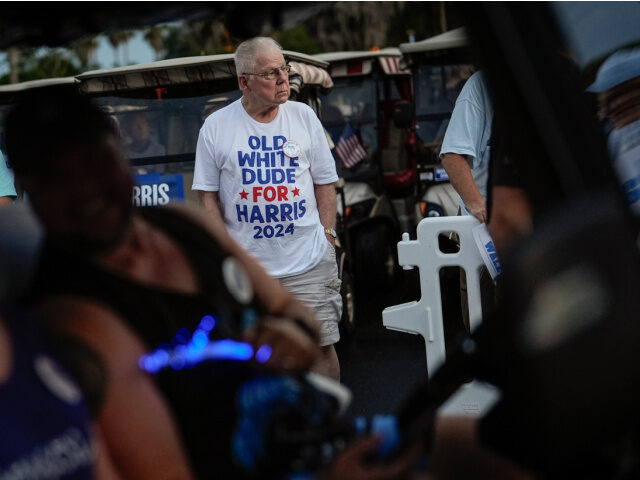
[314,345,340,382]
[279,245,342,381]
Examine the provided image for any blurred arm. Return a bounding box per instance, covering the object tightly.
[487,185,533,257]
[171,203,321,371]
[38,298,195,480]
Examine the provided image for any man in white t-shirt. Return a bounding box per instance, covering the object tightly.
[440,71,493,222]
[192,37,341,381]
[439,71,495,331]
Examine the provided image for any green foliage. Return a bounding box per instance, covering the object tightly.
[161,25,202,59]
[160,23,230,60]
[0,49,83,85]
[386,2,463,46]
[273,26,324,54]
[144,25,167,59]
[106,30,136,66]
[71,36,100,68]
[158,22,324,60]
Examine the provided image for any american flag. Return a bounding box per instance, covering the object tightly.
[335,123,367,168]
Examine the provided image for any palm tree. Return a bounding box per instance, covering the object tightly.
[71,36,99,70]
[108,30,135,66]
[190,18,226,55]
[107,31,125,66]
[144,26,165,60]
[8,47,21,84]
[440,1,448,32]
[120,30,136,65]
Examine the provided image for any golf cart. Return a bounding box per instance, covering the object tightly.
[398,27,474,221]
[315,48,409,309]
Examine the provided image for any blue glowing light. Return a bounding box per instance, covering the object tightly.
[192,331,209,349]
[206,339,254,361]
[138,313,270,374]
[255,344,273,364]
[174,328,192,345]
[200,315,216,331]
[351,415,400,458]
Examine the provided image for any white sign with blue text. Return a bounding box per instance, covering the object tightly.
[133,174,185,206]
[472,223,502,279]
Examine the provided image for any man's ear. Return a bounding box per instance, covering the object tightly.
[239,75,250,91]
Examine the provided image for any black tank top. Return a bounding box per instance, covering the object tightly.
[28,206,259,479]
[29,206,251,346]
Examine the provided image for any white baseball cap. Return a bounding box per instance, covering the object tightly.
[587,47,640,93]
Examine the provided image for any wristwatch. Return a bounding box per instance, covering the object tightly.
[324,228,337,239]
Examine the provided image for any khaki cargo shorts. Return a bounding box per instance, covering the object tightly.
[278,245,342,346]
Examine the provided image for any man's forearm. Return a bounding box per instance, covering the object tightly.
[314,183,337,229]
[314,183,337,245]
[442,153,486,222]
[197,190,225,224]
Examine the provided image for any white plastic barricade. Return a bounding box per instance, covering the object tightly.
[383,216,485,376]
[383,216,501,416]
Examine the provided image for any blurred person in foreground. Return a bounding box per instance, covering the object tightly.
[0,304,123,479]
[4,89,425,480]
[4,88,323,479]
[588,46,640,222]
[193,37,342,381]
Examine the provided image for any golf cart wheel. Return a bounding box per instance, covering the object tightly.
[353,223,398,292]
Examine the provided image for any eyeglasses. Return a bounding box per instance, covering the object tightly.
[243,64,291,81]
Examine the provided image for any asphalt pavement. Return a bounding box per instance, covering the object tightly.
[335,268,429,419]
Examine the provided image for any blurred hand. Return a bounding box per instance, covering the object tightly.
[243,316,320,373]
[319,434,424,480]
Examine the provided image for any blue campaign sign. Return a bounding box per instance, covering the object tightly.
[133,173,185,206]
[434,167,450,181]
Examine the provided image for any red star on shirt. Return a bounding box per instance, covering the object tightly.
[292,187,300,197]
[239,190,249,200]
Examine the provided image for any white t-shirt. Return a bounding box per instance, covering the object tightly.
[193,99,338,278]
[439,71,493,215]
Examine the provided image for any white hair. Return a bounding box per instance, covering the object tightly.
[234,37,283,75]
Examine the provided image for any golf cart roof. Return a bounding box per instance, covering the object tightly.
[77,50,332,94]
[0,76,77,92]
[314,47,408,77]
[315,48,402,63]
[0,77,78,104]
[400,28,468,54]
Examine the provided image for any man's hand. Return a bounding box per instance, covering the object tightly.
[243,316,320,373]
[465,198,487,224]
[325,230,337,247]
